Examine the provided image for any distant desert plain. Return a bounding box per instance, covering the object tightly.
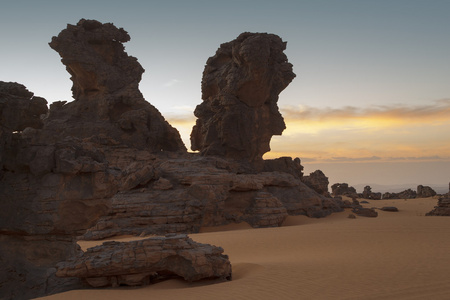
[39,197,450,300]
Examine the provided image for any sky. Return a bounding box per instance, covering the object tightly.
[1,0,449,192]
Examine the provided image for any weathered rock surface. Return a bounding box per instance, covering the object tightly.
[190,32,296,164]
[302,169,330,197]
[81,155,337,240]
[426,197,450,216]
[352,207,378,218]
[360,185,382,200]
[47,18,186,152]
[426,184,450,216]
[417,185,436,198]
[331,183,357,198]
[56,234,232,287]
[382,188,417,199]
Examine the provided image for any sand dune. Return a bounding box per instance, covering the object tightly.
[39,198,450,300]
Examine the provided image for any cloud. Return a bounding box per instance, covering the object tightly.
[280,98,450,129]
[163,79,181,88]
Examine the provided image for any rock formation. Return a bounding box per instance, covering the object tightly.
[382,188,417,199]
[190,32,296,165]
[417,185,436,198]
[331,183,357,198]
[302,170,330,197]
[352,207,378,218]
[426,183,450,216]
[47,19,186,152]
[56,234,232,287]
[0,20,343,299]
[360,185,382,200]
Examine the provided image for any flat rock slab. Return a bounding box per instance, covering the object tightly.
[56,234,231,287]
[380,206,399,212]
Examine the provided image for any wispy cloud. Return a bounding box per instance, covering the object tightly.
[267,99,450,162]
[281,99,450,129]
[162,100,450,163]
[163,79,181,88]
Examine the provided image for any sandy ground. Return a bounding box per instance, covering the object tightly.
[39,197,450,300]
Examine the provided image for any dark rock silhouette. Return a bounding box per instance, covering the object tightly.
[190,32,295,165]
[380,206,399,212]
[48,19,186,152]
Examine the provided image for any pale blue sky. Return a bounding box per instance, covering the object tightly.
[1,0,449,188]
[2,0,449,111]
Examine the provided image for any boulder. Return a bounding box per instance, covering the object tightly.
[380,206,399,212]
[417,185,436,198]
[190,32,295,164]
[361,185,382,200]
[302,169,330,197]
[56,234,232,287]
[331,183,357,198]
[352,207,378,218]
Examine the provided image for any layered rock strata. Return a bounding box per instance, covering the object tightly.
[426,184,450,216]
[56,234,232,287]
[190,32,296,164]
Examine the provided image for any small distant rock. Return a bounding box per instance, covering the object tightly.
[380,206,399,212]
[360,200,369,204]
[347,213,356,219]
[352,207,378,218]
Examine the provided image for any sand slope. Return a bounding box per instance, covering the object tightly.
[39,198,450,300]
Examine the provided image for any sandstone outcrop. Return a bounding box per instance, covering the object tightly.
[47,19,186,152]
[56,234,231,287]
[360,185,382,200]
[302,170,330,197]
[352,207,378,218]
[417,185,436,198]
[426,183,450,216]
[0,20,342,299]
[81,156,335,240]
[382,188,417,199]
[190,32,296,164]
[331,183,357,198]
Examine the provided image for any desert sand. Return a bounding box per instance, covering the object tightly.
[39,197,450,300]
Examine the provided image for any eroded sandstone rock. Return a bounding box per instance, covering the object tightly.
[331,183,357,198]
[417,185,436,198]
[191,32,295,164]
[302,170,330,197]
[0,20,343,299]
[47,18,186,152]
[56,234,232,287]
